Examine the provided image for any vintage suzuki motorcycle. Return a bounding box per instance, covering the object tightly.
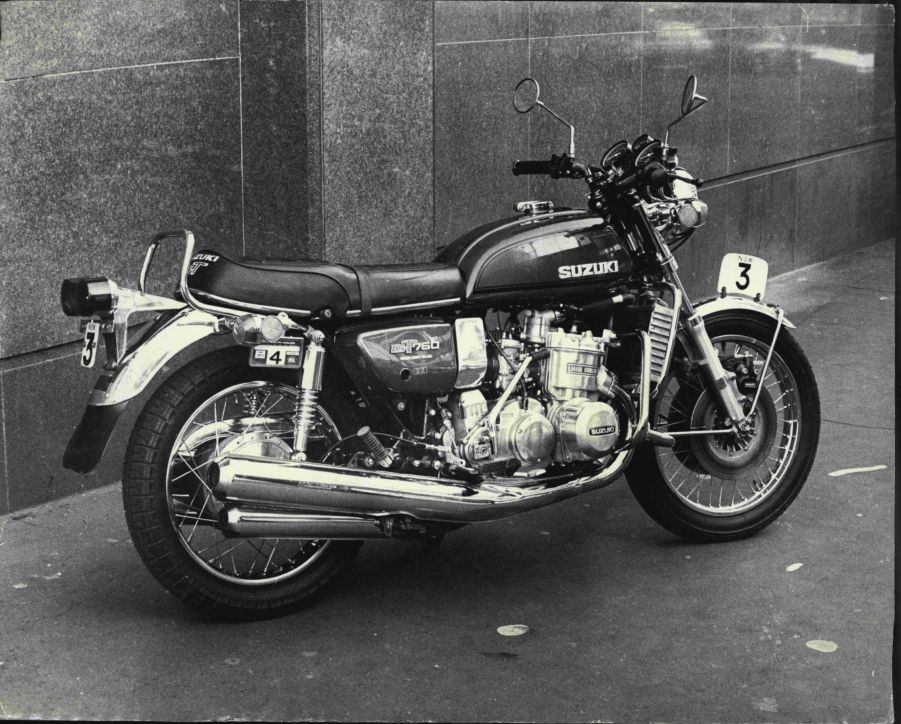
[61,76,819,619]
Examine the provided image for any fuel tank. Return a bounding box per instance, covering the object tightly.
[435,210,632,305]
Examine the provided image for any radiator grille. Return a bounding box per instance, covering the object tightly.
[647,299,676,384]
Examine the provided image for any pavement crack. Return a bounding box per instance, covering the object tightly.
[822,417,894,432]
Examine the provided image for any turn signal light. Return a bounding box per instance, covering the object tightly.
[61,277,118,317]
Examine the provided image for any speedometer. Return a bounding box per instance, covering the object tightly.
[601,140,631,170]
[634,140,662,169]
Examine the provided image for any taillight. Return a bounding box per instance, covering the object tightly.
[60,277,118,317]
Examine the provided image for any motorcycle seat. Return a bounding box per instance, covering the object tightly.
[186,250,464,320]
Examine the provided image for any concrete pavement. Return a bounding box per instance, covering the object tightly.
[0,240,894,722]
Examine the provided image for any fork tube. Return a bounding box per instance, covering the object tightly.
[632,202,747,427]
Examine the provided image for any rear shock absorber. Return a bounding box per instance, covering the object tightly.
[291,330,326,461]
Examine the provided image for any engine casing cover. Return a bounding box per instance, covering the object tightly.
[549,398,619,463]
[494,398,556,470]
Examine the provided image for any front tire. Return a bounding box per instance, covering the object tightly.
[626,312,820,541]
[122,347,363,620]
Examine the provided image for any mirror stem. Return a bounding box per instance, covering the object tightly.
[538,101,576,156]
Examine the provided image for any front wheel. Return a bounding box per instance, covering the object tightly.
[626,312,820,541]
[122,347,363,620]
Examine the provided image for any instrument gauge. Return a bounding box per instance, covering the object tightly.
[634,140,662,169]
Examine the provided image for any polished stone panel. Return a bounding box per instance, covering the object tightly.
[530,1,641,37]
[728,27,801,174]
[722,168,798,276]
[0,60,243,356]
[795,154,860,266]
[799,3,862,26]
[857,25,896,142]
[240,0,308,259]
[0,375,7,515]
[528,32,642,208]
[435,1,528,43]
[435,40,529,248]
[2,351,123,511]
[860,3,896,25]
[321,0,433,265]
[799,25,861,156]
[855,141,897,248]
[641,28,730,180]
[0,0,239,81]
[641,2,732,32]
[731,3,802,28]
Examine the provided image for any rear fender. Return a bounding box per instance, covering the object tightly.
[64,307,223,473]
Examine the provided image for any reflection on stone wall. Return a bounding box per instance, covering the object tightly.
[0,0,894,513]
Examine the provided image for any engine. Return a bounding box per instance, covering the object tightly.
[446,310,623,473]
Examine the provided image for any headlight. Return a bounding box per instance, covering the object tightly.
[60,277,119,317]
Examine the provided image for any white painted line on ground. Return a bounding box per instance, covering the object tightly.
[828,464,888,477]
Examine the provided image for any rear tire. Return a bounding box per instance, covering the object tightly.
[122,347,364,620]
[626,312,820,541]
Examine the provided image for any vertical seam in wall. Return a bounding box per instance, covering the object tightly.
[432,0,437,252]
[0,373,8,514]
[527,1,532,199]
[237,0,247,255]
[639,3,644,131]
[726,5,733,173]
[319,1,326,255]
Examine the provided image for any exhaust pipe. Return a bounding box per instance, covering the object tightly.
[210,448,631,527]
[221,509,389,539]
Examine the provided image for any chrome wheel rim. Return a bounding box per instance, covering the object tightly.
[653,334,802,516]
[165,381,342,586]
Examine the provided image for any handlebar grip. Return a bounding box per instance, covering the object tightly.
[512,160,553,176]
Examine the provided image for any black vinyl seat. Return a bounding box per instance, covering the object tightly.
[186,251,464,320]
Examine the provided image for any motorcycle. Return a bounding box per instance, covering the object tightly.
[60,76,820,619]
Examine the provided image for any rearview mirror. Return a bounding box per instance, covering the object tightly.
[513,78,540,114]
[680,75,708,118]
[512,77,576,156]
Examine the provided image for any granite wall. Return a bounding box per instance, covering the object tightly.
[0,1,895,513]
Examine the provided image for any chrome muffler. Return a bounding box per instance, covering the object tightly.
[210,448,631,533]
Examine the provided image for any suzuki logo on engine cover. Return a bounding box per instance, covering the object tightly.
[390,339,440,355]
[589,425,617,436]
[558,261,619,279]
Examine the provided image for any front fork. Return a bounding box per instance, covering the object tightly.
[681,311,749,429]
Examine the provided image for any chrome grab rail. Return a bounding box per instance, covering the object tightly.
[139,229,240,318]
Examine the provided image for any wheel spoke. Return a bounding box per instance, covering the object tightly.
[165,381,343,586]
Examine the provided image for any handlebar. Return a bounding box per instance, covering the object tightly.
[512,160,554,176]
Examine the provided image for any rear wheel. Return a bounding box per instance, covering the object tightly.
[626,312,820,541]
[123,347,363,620]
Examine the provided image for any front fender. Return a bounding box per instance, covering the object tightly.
[64,307,222,473]
[692,294,796,329]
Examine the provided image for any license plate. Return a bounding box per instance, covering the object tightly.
[249,343,303,368]
[80,321,100,368]
[717,253,768,300]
